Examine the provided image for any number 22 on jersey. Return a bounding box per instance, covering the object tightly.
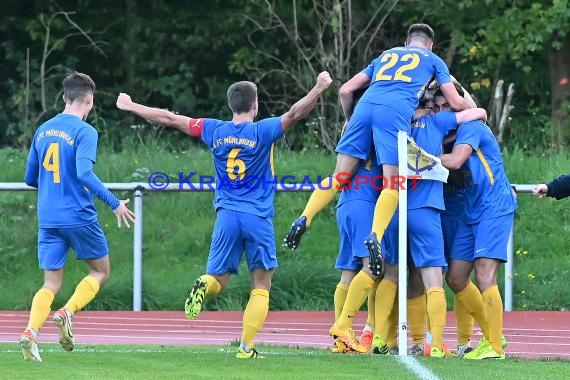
[43,142,61,183]
[375,53,420,83]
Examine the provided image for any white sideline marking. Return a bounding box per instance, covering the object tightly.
[396,356,441,380]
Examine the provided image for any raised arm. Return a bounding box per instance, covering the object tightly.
[116,93,193,136]
[280,71,332,133]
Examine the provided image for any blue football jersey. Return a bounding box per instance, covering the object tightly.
[359,46,451,121]
[201,117,284,217]
[454,121,518,223]
[26,114,100,228]
[442,184,466,220]
[408,112,457,210]
[337,148,383,207]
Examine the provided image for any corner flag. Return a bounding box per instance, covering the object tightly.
[407,136,449,182]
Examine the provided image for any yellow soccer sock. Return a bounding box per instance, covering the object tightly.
[386,296,398,348]
[200,274,222,297]
[64,276,100,315]
[27,288,55,332]
[337,272,374,330]
[456,281,488,338]
[426,287,447,350]
[454,295,474,345]
[407,294,427,344]
[301,177,340,226]
[374,279,397,339]
[371,189,399,239]
[241,289,270,349]
[482,285,503,354]
[366,280,380,329]
[334,283,349,321]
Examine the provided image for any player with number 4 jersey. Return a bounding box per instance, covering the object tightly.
[116,71,332,359]
[20,72,134,363]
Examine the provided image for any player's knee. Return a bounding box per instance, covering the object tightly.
[445,272,467,293]
[90,267,110,286]
[474,273,496,292]
[42,282,62,295]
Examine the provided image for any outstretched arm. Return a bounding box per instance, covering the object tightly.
[533,174,570,200]
[280,71,332,133]
[116,93,193,136]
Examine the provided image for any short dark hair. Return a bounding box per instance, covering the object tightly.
[62,72,95,103]
[227,81,257,114]
[407,23,434,44]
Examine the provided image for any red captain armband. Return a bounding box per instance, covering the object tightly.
[188,118,205,137]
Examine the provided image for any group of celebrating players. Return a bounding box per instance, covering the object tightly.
[21,22,520,361]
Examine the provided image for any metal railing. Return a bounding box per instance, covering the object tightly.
[0,181,534,313]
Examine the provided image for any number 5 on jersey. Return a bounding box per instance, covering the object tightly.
[227,148,246,180]
[43,142,61,183]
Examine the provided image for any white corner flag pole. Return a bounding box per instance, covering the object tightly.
[397,131,408,356]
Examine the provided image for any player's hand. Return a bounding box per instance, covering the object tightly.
[316,71,332,93]
[116,93,133,111]
[532,184,548,199]
[114,198,136,228]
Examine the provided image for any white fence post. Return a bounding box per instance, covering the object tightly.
[397,131,408,356]
[133,187,144,312]
[504,225,514,311]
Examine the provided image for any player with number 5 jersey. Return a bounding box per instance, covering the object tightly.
[116,71,332,359]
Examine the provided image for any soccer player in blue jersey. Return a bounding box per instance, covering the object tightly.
[20,72,135,362]
[439,92,518,360]
[329,150,383,353]
[440,141,476,357]
[369,94,486,358]
[284,24,469,273]
[116,71,332,359]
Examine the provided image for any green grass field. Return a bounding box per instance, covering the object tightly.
[0,144,569,311]
[1,344,569,379]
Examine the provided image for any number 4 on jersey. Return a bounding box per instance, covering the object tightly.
[43,142,61,183]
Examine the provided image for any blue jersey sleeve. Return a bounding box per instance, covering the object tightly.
[455,121,482,151]
[434,111,458,136]
[361,57,379,79]
[24,138,39,188]
[200,118,220,146]
[76,126,98,162]
[258,117,284,143]
[432,54,452,85]
[76,158,120,210]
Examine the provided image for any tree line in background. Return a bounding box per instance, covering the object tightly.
[0,0,568,152]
